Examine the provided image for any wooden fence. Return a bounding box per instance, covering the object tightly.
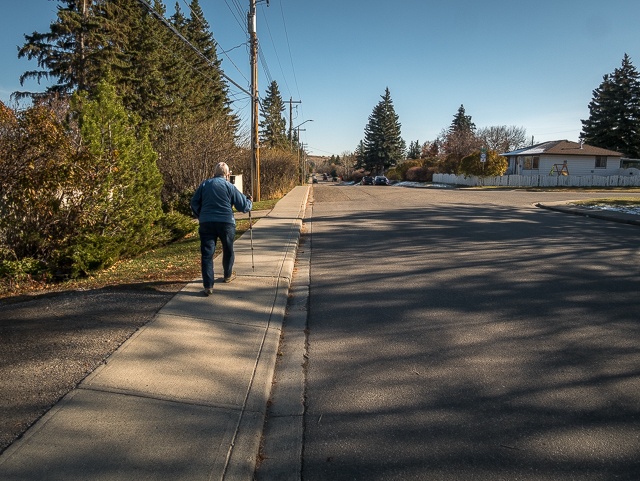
[432,173,640,187]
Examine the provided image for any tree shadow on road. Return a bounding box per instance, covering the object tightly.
[304,200,640,480]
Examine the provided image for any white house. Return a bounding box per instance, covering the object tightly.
[501,140,622,176]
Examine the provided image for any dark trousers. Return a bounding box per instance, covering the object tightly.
[199,222,235,289]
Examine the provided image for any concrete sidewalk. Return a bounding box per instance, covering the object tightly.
[0,186,310,481]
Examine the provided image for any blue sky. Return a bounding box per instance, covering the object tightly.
[2,0,640,156]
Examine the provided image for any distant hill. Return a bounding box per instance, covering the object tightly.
[307,155,330,163]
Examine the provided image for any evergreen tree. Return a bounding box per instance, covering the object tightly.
[16,0,234,129]
[259,81,288,149]
[449,104,476,134]
[581,54,640,158]
[444,104,481,163]
[121,0,175,126]
[408,140,421,159]
[68,80,163,273]
[16,0,106,97]
[291,128,300,151]
[182,0,231,119]
[354,140,366,169]
[362,88,403,172]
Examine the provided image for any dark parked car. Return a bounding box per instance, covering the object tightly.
[361,176,374,185]
[374,176,389,185]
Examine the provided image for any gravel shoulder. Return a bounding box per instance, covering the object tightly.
[0,282,186,453]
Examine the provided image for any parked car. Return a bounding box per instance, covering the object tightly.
[361,176,374,185]
[374,176,389,185]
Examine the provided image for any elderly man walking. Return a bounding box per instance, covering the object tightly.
[191,162,253,296]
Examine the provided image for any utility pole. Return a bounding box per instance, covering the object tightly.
[248,0,270,200]
[285,98,302,148]
[249,0,260,201]
[293,119,313,183]
[297,128,306,184]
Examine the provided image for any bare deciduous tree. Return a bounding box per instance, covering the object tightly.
[442,127,483,160]
[155,116,243,206]
[476,125,527,153]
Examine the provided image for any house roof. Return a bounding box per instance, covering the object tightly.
[501,140,622,158]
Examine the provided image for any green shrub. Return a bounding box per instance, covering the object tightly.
[351,170,366,183]
[53,212,197,277]
[398,160,421,180]
[154,212,197,243]
[53,234,123,277]
[385,168,400,180]
[460,150,507,177]
[405,166,435,182]
[0,258,47,281]
[163,188,196,216]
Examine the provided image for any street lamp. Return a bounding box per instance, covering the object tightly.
[293,119,314,131]
[293,120,313,183]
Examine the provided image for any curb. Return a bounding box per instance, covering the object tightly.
[536,202,640,226]
[227,185,311,480]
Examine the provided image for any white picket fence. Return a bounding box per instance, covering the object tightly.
[433,173,640,187]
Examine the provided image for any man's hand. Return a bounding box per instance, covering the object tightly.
[246,194,253,202]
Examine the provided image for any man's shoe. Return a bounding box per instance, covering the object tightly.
[203,288,213,296]
[224,272,237,283]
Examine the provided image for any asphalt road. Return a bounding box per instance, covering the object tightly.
[303,185,640,480]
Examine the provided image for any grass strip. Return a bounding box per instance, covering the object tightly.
[0,218,257,299]
[234,198,279,211]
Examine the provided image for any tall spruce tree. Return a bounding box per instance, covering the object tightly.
[16,0,233,128]
[121,0,174,126]
[17,0,106,97]
[449,104,476,134]
[182,0,231,119]
[259,81,288,149]
[362,88,403,172]
[581,54,640,157]
[444,104,481,163]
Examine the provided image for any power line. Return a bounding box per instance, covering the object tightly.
[223,0,249,37]
[134,0,253,99]
[175,0,250,86]
[257,40,274,85]
[307,145,335,155]
[278,0,300,99]
[150,35,247,103]
[259,3,291,97]
[231,0,246,23]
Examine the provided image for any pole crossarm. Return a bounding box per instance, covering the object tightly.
[285,98,302,147]
[134,0,254,99]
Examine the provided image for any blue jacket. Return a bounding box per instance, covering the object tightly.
[190,176,252,225]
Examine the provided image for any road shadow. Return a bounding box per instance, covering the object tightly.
[304,199,640,480]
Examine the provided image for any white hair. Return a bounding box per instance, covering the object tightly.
[214,162,229,177]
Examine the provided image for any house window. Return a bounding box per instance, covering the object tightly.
[595,156,607,168]
[523,156,540,170]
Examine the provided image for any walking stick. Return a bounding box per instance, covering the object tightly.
[248,209,255,271]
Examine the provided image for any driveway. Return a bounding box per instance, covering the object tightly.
[303,185,640,480]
